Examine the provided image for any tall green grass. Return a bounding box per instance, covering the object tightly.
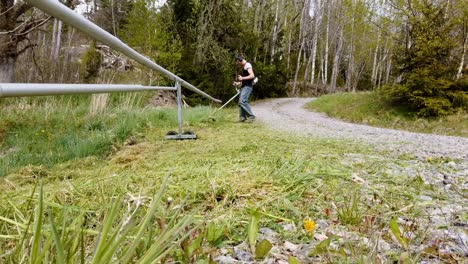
[306,91,468,137]
[0,95,186,176]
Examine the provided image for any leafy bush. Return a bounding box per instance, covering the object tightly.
[252,61,288,99]
[386,1,462,117]
[80,41,102,83]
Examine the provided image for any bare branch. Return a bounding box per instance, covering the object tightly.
[0,16,32,35]
[14,2,33,19]
[15,16,52,36]
[0,4,15,16]
[17,43,37,55]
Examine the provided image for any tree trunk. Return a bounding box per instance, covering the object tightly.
[53,20,62,61]
[0,56,16,83]
[292,0,309,95]
[346,4,355,92]
[371,31,380,88]
[51,19,58,58]
[330,28,343,94]
[323,1,330,85]
[270,0,281,62]
[309,0,323,85]
[457,32,467,79]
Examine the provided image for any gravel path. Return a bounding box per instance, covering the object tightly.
[253,98,468,161]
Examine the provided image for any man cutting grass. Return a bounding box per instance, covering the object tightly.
[233,55,256,122]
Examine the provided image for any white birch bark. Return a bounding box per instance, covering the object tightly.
[323,0,330,85]
[270,0,281,62]
[53,20,62,61]
[292,0,309,94]
[330,28,343,94]
[371,30,380,87]
[51,19,58,58]
[456,32,467,79]
[310,0,323,85]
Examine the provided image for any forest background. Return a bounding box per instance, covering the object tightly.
[0,0,467,116]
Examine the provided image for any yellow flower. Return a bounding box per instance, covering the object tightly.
[303,219,316,232]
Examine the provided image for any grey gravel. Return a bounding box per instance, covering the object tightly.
[253,98,467,160]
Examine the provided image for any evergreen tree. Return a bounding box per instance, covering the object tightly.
[389,0,460,116]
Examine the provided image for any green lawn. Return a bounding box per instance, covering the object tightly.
[0,97,465,263]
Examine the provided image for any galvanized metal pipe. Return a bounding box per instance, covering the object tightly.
[176,81,183,135]
[0,83,175,98]
[25,0,221,103]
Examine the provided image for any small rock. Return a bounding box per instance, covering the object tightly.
[281,223,296,231]
[442,179,451,185]
[220,248,229,255]
[284,241,299,251]
[277,260,289,264]
[418,195,432,201]
[316,219,329,230]
[259,227,279,242]
[352,173,367,184]
[233,250,252,262]
[377,239,392,252]
[313,233,328,241]
[260,227,278,237]
[215,255,237,264]
[447,161,456,167]
[270,245,281,254]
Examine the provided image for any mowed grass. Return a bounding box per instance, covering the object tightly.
[306,92,468,137]
[0,96,463,262]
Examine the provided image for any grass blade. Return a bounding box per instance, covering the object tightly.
[31,182,44,264]
[120,175,169,263]
[91,197,121,264]
[248,209,260,253]
[49,212,65,264]
[389,217,407,249]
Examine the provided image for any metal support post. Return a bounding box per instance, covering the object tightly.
[177,81,183,135]
[165,82,197,140]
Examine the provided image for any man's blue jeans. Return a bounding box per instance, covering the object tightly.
[239,85,255,120]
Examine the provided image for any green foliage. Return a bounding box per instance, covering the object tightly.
[253,61,288,99]
[121,0,183,73]
[337,189,362,226]
[0,178,197,263]
[0,96,183,176]
[156,0,292,103]
[91,0,134,34]
[389,217,408,249]
[306,91,468,137]
[388,0,461,117]
[255,239,272,259]
[248,209,260,253]
[448,75,468,111]
[80,41,102,83]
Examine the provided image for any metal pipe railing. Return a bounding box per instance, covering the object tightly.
[24,0,221,103]
[0,83,176,98]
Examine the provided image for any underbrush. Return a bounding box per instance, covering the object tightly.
[306,92,468,137]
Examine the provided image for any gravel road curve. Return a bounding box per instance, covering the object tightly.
[253,98,468,161]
